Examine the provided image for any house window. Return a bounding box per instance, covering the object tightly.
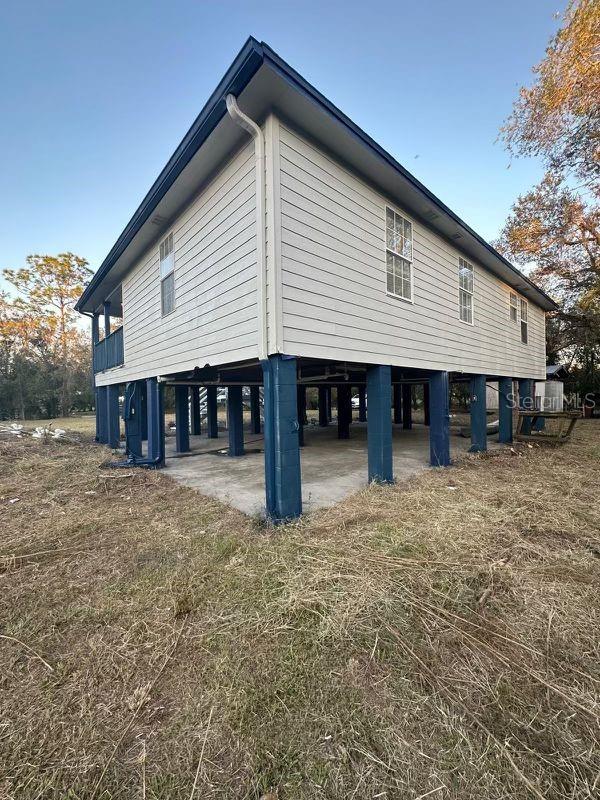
[458,257,474,324]
[386,207,413,302]
[510,292,518,322]
[160,233,175,316]
[520,298,528,344]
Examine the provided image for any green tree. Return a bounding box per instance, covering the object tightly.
[1,253,93,418]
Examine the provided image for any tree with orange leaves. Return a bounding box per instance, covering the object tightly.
[501,0,599,192]
[497,0,599,391]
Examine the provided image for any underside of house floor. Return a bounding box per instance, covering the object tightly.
[161,421,501,515]
[94,355,538,522]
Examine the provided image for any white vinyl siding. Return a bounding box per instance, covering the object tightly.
[458,257,474,324]
[275,120,546,379]
[96,141,258,385]
[385,207,413,301]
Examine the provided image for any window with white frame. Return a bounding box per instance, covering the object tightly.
[385,207,413,301]
[458,257,474,324]
[160,233,175,316]
[520,298,528,344]
[510,292,518,322]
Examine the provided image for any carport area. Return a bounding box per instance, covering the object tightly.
[96,354,532,522]
[164,422,501,515]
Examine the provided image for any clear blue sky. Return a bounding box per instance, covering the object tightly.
[0,0,562,290]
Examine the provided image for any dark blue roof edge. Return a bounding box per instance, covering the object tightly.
[77,36,558,313]
[76,36,265,312]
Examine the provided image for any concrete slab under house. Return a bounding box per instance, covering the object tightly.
[76,38,557,522]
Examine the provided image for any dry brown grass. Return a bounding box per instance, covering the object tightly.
[0,421,599,799]
[3,415,98,436]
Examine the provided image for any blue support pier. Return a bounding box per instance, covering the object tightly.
[429,371,450,467]
[393,384,402,424]
[261,355,302,522]
[250,385,261,434]
[190,387,201,436]
[469,375,487,453]
[227,386,244,457]
[107,384,121,449]
[402,384,412,430]
[498,377,514,444]
[366,365,393,484]
[518,378,535,436]
[358,386,367,422]
[206,386,218,438]
[175,385,190,453]
[318,386,328,427]
[146,377,165,465]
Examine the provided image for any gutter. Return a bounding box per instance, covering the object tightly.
[225,94,268,360]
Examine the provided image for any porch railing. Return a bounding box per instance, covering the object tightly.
[93,326,124,373]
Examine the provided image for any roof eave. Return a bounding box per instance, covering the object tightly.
[77,37,558,315]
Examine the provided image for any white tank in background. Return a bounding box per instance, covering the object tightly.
[540,380,564,411]
[535,381,546,411]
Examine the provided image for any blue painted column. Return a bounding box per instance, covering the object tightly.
[206,386,218,438]
[261,355,302,522]
[91,313,100,378]
[91,313,100,345]
[96,386,108,444]
[423,383,430,426]
[358,386,367,422]
[326,387,332,421]
[146,377,165,464]
[190,387,201,436]
[107,384,121,448]
[123,381,142,458]
[318,386,328,427]
[518,378,535,435]
[140,381,148,441]
[429,371,451,467]
[393,384,402,424]
[402,384,413,430]
[227,386,244,457]
[337,385,351,439]
[469,375,487,452]
[250,386,261,434]
[94,389,100,442]
[367,365,393,484]
[297,385,305,447]
[175,386,190,453]
[298,385,308,424]
[498,377,514,444]
[533,384,545,430]
[103,300,111,338]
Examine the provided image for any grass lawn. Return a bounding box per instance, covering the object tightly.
[0,421,599,799]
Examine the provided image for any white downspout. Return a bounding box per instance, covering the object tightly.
[225,94,267,361]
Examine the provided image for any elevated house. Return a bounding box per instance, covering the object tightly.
[76,38,557,521]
